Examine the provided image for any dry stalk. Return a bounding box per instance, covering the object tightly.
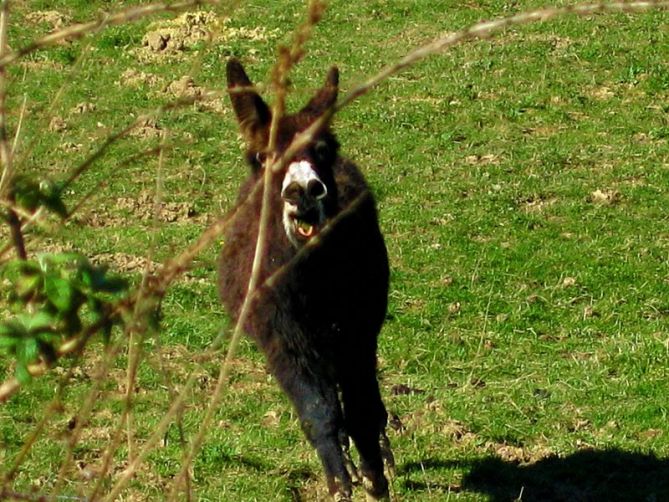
[166,2,328,497]
[0,306,129,404]
[11,94,26,156]
[96,182,266,501]
[0,0,11,197]
[48,341,126,500]
[3,0,669,498]
[0,2,25,260]
[339,0,669,108]
[1,363,76,489]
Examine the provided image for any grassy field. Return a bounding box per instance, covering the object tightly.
[1,0,669,500]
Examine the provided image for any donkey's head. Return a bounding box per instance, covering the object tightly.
[226,58,340,247]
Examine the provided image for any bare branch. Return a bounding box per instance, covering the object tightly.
[0,0,11,198]
[339,0,669,109]
[167,3,328,496]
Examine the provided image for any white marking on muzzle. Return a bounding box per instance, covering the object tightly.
[281,161,328,247]
[281,160,327,199]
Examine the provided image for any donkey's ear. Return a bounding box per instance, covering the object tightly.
[226,58,271,139]
[301,65,339,117]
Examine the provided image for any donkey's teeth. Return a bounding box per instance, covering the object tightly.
[296,221,315,237]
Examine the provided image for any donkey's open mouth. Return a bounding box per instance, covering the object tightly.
[295,218,317,238]
[285,207,324,242]
[282,161,329,246]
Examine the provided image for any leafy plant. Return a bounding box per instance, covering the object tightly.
[0,252,128,383]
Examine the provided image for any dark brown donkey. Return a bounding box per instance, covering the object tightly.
[218,58,394,501]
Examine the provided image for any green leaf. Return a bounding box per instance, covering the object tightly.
[23,311,56,333]
[0,334,18,349]
[41,252,83,267]
[22,337,39,362]
[16,273,42,298]
[44,275,75,313]
[14,185,40,212]
[41,181,68,218]
[15,363,31,384]
[0,319,27,338]
[0,322,12,337]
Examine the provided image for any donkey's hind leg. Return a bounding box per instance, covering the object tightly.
[270,351,352,501]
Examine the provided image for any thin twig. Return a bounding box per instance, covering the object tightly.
[0,1,25,261]
[11,94,27,155]
[49,342,124,500]
[6,198,26,260]
[0,309,128,404]
[338,0,669,109]
[4,1,669,498]
[0,0,11,198]
[167,2,326,496]
[125,130,168,464]
[0,147,166,266]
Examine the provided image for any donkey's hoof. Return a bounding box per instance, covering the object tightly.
[333,492,352,502]
[362,473,389,502]
[344,455,361,484]
[380,432,396,477]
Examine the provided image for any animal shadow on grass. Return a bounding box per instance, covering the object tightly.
[402,448,669,501]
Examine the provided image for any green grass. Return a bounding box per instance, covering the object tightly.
[2,1,669,500]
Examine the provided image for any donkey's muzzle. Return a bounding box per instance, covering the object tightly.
[282,179,328,206]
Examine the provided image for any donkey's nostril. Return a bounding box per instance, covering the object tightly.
[307,179,327,200]
[282,181,303,204]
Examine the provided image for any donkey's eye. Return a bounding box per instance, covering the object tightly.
[255,152,267,165]
[313,141,329,160]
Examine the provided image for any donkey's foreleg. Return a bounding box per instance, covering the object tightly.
[270,352,352,501]
[339,363,391,502]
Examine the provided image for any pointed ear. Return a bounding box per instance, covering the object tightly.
[226,58,271,140]
[301,65,339,117]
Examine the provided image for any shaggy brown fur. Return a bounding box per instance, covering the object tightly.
[218,58,393,501]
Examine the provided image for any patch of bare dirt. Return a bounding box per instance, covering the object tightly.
[117,69,163,88]
[589,188,621,205]
[60,141,83,152]
[520,194,558,214]
[522,125,564,138]
[164,75,226,112]
[441,419,478,443]
[116,191,197,222]
[75,191,197,228]
[26,10,71,30]
[19,59,65,72]
[70,102,96,115]
[465,154,500,166]
[502,32,574,52]
[49,116,67,132]
[129,117,163,140]
[134,11,278,62]
[587,85,616,101]
[142,11,220,52]
[485,441,554,465]
[91,252,160,274]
